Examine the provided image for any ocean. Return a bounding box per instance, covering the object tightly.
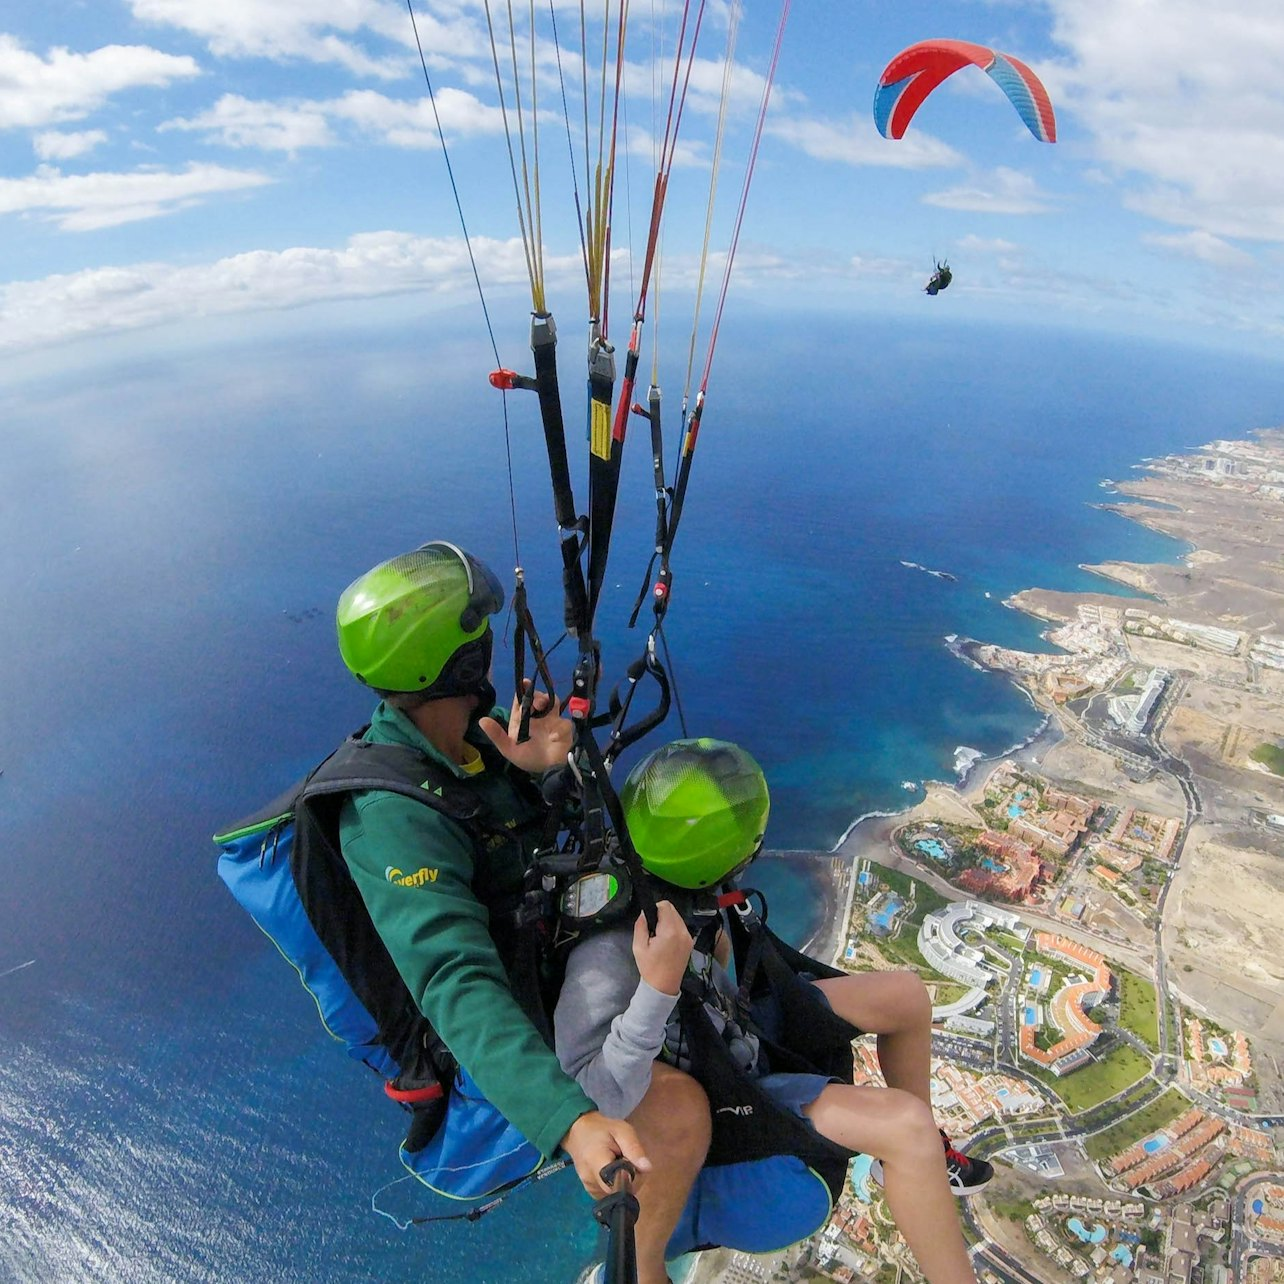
[2,308,1280,1283]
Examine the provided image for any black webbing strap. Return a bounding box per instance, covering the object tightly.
[510,570,561,743]
[665,393,705,564]
[627,382,671,629]
[490,310,592,640]
[729,895,769,1022]
[603,641,671,762]
[586,334,620,625]
[574,723,659,935]
[529,312,578,532]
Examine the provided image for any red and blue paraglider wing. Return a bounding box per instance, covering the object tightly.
[873,38,1056,144]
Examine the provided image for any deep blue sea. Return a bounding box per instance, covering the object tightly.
[2,309,1280,1283]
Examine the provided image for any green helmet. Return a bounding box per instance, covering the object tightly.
[336,541,504,696]
[620,739,770,890]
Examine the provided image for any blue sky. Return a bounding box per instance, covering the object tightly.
[2,0,1283,368]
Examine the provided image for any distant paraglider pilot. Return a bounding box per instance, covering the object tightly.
[925,259,952,296]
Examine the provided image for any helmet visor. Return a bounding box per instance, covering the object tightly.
[423,541,505,632]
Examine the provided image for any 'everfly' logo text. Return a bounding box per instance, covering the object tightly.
[385,866,440,887]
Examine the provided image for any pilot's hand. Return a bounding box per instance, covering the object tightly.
[559,1111,651,1199]
[479,682,573,774]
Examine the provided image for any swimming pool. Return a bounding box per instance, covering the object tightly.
[1029,967,1044,986]
[1067,1218,1106,1244]
[1209,1036,1228,1057]
[869,893,905,934]
[858,870,872,887]
[850,1153,876,1202]
[1142,1134,1169,1154]
[980,857,1008,872]
[915,837,949,863]
[1112,1246,1132,1267]
[1023,1005,1037,1026]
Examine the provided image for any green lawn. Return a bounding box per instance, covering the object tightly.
[1250,742,1284,775]
[1082,1088,1190,1162]
[929,980,974,1006]
[989,930,1029,953]
[873,865,950,924]
[1117,970,1160,1049]
[1028,1043,1152,1114]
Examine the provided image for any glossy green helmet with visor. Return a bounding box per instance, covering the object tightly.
[336,541,505,700]
[620,738,770,890]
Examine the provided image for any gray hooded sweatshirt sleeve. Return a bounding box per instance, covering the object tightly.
[553,925,679,1119]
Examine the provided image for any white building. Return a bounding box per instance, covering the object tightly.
[919,901,1024,988]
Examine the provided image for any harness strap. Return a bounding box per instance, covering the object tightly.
[575,725,659,934]
[509,570,560,742]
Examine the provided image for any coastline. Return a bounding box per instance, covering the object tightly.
[765,715,1065,965]
[785,428,1284,994]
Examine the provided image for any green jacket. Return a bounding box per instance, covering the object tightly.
[338,702,594,1158]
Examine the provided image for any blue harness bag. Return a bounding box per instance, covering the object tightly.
[213,734,546,1203]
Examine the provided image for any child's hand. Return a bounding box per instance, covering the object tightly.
[631,901,693,997]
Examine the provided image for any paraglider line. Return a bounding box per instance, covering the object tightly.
[406,0,522,564]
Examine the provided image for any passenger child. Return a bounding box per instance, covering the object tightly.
[555,738,992,1284]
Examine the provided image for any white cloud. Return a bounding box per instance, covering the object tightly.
[34,129,109,160]
[0,231,571,350]
[0,35,199,129]
[127,0,443,79]
[1144,229,1255,270]
[767,113,961,169]
[0,163,272,231]
[924,166,1055,215]
[160,86,507,152]
[330,87,506,147]
[160,95,334,152]
[955,234,1021,255]
[1046,0,1284,242]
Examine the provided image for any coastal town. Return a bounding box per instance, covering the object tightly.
[691,430,1284,1284]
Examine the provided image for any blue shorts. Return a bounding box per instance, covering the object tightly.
[756,1072,835,1123]
[752,978,841,1127]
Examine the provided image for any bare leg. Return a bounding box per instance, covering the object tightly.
[811,971,933,1104]
[626,1062,710,1284]
[805,1085,976,1284]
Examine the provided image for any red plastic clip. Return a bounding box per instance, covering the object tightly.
[652,581,668,600]
[567,695,591,719]
[489,369,519,390]
[716,890,747,909]
[384,1080,445,1105]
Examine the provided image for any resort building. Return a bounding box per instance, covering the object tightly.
[1105,807,1182,863]
[1251,634,1284,670]
[1009,807,1092,857]
[945,1014,996,1038]
[1108,667,1171,734]
[1185,1017,1255,1100]
[1093,842,1144,873]
[958,832,1044,901]
[1169,620,1242,654]
[1103,1106,1226,1196]
[918,901,1024,989]
[1018,934,1114,1072]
